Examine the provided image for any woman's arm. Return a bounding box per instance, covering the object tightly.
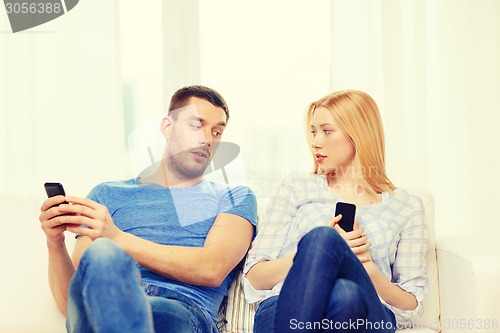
[334,219,420,310]
[358,195,429,315]
[245,252,295,290]
[246,211,344,291]
[243,177,300,291]
[386,196,429,313]
[363,262,418,310]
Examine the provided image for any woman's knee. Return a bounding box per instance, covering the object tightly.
[299,226,344,253]
[328,279,368,318]
[254,296,278,333]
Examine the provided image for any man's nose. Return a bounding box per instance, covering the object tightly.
[200,128,212,146]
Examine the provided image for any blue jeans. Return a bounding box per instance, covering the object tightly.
[66,238,213,333]
[254,227,396,333]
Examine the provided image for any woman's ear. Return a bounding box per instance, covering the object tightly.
[161,115,173,139]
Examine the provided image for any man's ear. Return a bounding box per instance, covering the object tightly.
[161,115,173,140]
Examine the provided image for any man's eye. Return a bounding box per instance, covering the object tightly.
[213,131,222,137]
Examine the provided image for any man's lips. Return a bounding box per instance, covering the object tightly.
[191,149,210,160]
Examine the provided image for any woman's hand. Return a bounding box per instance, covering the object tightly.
[54,196,122,241]
[332,220,371,256]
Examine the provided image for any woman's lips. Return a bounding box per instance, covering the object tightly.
[316,154,326,163]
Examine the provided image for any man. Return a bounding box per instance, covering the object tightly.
[39,85,257,333]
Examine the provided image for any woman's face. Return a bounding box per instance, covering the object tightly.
[310,106,356,174]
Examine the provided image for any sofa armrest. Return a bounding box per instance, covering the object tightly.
[437,237,500,333]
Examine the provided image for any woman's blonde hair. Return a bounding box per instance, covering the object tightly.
[306,90,395,194]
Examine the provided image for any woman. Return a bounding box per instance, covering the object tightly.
[243,90,429,333]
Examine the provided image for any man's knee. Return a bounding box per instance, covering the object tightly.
[149,297,201,333]
[80,238,132,272]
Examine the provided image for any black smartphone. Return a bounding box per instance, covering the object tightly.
[44,182,68,205]
[335,202,356,232]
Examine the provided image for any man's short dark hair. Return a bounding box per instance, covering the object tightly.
[168,85,229,122]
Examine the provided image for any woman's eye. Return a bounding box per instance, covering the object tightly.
[310,130,317,136]
[190,125,202,130]
[324,129,332,134]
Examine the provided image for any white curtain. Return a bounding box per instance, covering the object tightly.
[327,0,500,240]
[199,0,500,241]
[2,0,499,241]
[1,0,129,197]
[0,0,188,197]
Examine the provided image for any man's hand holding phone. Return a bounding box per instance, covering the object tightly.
[40,182,73,246]
[39,183,121,245]
[57,196,121,241]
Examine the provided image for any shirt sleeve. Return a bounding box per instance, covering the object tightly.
[242,176,298,303]
[387,195,430,327]
[218,185,258,232]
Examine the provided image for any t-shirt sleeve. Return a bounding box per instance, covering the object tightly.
[218,185,258,234]
[86,183,105,203]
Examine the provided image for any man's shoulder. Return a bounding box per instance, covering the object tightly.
[88,178,139,199]
[205,182,258,227]
[202,180,255,198]
[94,178,138,189]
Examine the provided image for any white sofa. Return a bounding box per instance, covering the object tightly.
[1,190,499,333]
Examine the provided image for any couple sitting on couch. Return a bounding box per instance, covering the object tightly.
[39,85,428,333]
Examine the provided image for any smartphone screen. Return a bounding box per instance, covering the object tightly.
[44,182,66,198]
[335,202,356,232]
[44,182,69,208]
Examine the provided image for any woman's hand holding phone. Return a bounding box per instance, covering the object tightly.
[334,221,371,255]
[329,202,371,260]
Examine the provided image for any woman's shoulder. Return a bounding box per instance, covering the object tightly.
[279,172,325,188]
[268,173,328,202]
[387,187,425,212]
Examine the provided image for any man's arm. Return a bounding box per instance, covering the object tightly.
[39,196,78,315]
[112,212,253,287]
[60,196,255,287]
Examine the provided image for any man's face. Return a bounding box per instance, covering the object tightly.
[165,97,227,180]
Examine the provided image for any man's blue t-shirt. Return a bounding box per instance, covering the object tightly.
[86,178,257,329]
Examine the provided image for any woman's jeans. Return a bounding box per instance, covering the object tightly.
[254,226,396,333]
[65,238,213,333]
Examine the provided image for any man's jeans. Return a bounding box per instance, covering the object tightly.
[254,226,397,333]
[66,238,213,333]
